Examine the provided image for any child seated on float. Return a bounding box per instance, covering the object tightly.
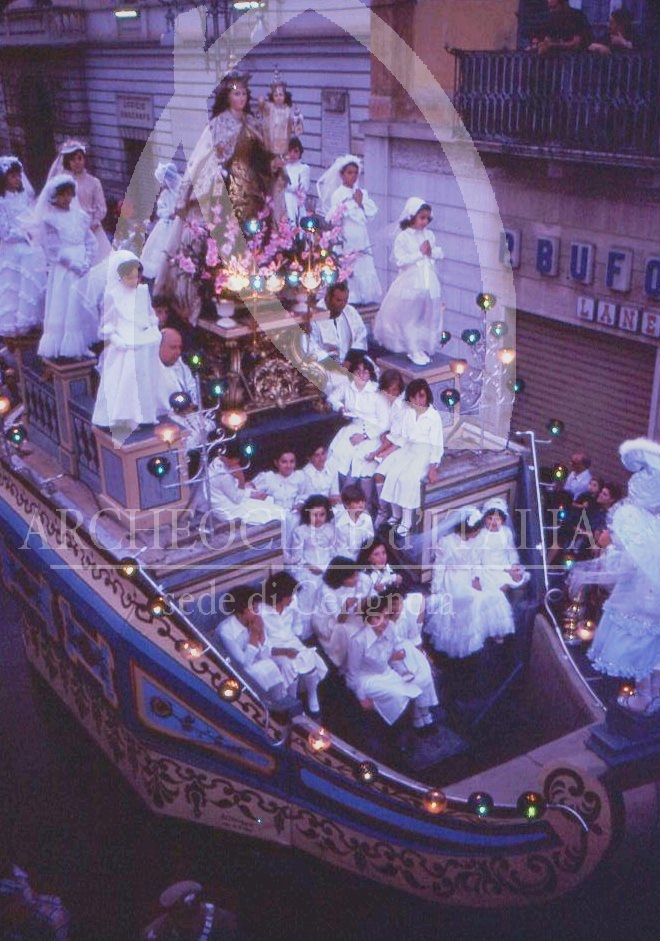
[259,572,328,716]
[427,505,516,657]
[300,443,341,506]
[373,379,444,538]
[311,556,371,670]
[356,537,403,596]
[251,447,307,550]
[215,585,286,701]
[384,591,439,721]
[208,440,284,527]
[287,494,337,628]
[334,483,374,560]
[472,497,528,593]
[346,594,437,733]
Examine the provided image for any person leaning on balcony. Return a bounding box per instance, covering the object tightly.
[589,7,634,55]
[530,0,593,54]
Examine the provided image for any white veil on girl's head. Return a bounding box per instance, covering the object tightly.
[46,139,87,181]
[480,496,510,520]
[398,196,430,224]
[154,161,182,195]
[0,155,35,200]
[105,249,142,293]
[316,153,362,215]
[30,173,77,229]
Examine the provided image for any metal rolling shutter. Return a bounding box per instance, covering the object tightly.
[511,311,656,483]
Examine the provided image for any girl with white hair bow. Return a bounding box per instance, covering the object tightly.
[0,155,46,335]
[316,154,382,305]
[140,161,182,279]
[373,196,444,367]
[35,174,98,360]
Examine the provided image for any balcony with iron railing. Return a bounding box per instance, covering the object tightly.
[452,49,660,168]
[0,3,86,43]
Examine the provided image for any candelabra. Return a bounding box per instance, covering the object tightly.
[156,363,250,526]
[456,293,516,450]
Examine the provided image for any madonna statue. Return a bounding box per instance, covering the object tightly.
[155,71,281,322]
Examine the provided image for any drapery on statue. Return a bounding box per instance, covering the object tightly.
[155,71,282,324]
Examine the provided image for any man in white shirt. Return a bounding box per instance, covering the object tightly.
[563,451,592,500]
[154,327,198,416]
[310,282,368,365]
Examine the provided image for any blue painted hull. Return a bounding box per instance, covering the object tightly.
[0,462,615,907]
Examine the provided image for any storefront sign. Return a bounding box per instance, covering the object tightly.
[577,295,660,339]
[504,228,660,300]
[116,93,153,129]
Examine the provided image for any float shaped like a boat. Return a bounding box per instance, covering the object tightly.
[0,332,645,911]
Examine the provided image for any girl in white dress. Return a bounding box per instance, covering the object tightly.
[36,174,97,360]
[48,141,111,263]
[287,495,337,622]
[357,538,404,596]
[334,483,374,560]
[316,154,382,305]
[208,440,285,527]
[283,136,310,225]
[327,355,390,488]
[0,156,46,336]
[346,596,436,731]
[427,507,516,657]
[259,572,328,715]
[377,379,444,537]
[92,251,161,428]
[373,197,444,366]
[140,162,182,279]
[311,556,371,670]
[251,447,306,552]
[386,590,438,730]
[473,497,528,594]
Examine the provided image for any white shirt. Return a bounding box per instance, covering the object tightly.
[346,624,397,698]
[390,404,444,465]
[155,357,198,416]
[217,613,273,669]
[334,507,374,560]
[251,469,306,512]
[310,304,367,363]
[301,460,340,502]
[564,467,592,500]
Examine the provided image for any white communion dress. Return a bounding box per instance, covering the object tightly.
[374,226,443,356]
[0,185,46,335]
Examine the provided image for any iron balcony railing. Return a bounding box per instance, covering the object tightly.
[0,5,85,43]
[452,49,660,161]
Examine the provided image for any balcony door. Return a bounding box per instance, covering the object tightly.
[19,75,55,190]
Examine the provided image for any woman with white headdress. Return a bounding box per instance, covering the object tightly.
[570,438,660,714]
[36,174,97,360]
[373,197,444,367]
[140,162,182,279]
[92,250,161,429]
[316,154,382,306]
[0,156,46,335]
[47,141,111,263]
